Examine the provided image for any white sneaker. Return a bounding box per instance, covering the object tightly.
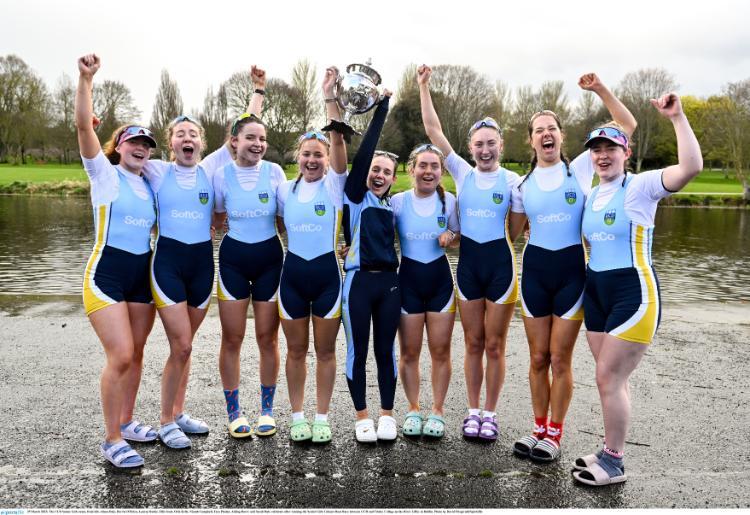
[377,415,397,441]
[355,419,377,443]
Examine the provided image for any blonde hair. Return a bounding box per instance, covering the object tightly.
[165,117,206,161]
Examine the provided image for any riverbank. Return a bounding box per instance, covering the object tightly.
[2,180,748,207]
[0,298,748,509]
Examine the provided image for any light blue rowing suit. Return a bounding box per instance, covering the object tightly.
[223,161,277,244]
[155,164,214,244]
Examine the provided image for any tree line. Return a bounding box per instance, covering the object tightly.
[1,54,748,193]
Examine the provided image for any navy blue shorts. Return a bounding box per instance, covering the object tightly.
[83,245,152,315]
[520,244,585,320]
[278,251,342,320]
[151,236,214,309]
[218,235,283,302]
[398,255,455,314]
[584,266,661,344]
[456,236,517,304]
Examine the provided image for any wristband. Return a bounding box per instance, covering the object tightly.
[324,97,337,103]
[254,89,265,95]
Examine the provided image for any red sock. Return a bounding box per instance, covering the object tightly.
[533,417,548,439]
[546,420,563,444]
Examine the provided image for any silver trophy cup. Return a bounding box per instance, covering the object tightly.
[334,62,383,135]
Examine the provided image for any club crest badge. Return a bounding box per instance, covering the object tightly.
[199,190,209,205]
[565,189,577,205]
[604,209,616,226]
[258,191,269,204]
[492,192,503,204]
[314,203,326,216]
[437,216,446,228]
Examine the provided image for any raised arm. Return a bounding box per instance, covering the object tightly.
[247,65,266,116]
[418,65,454,156]
[578,73,637,137]
[323,66,347,174]
[344,92,391,203]
[654,94,702,192]
[75,54,101,159]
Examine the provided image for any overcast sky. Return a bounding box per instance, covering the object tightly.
[3,0,749,125]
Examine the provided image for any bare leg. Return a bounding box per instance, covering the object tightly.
[120,302,155,424]
[482,301,515,411]
[281,317,310,413]
[459,298,486,409]
[425,311,454,416]
[398,314,425,413]
[312,315,340,415]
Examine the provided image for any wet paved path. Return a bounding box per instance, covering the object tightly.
[0,300,748,509]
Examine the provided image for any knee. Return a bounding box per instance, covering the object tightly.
[221,331,244,350]
[286,343,308,361]
[430,344,451,365]
[107,349,134,376]
[484,338,505,360]
[256,331,278,353]
[464,334,485,356]
[595,366,617,394]
[550,352,572,377]
[170,341,193,364]
[400,347,420,365]
[529,351,550,373]
[317,347,336,364]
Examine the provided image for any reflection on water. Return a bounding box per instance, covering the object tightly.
[0,196,747,303]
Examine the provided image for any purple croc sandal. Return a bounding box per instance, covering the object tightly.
[462,414,481,438]
[478,416,498,441]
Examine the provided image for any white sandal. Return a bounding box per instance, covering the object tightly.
[355,419,377,443]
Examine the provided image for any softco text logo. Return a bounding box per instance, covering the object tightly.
[171,210,203,219]
[536,212,572,224]
[289,223,322,232]
[466,208,496,218]
[588,231,615,242]
[124,216,153,227]
[231,209,270,218]
[406,231,438,240]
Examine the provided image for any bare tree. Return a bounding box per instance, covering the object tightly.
[223,71,254,118]
[150,69,184,155]
[617,68,677,171]
[428,65,497,157]
[199,84,229,155]
[51,73,77,163]
[262,78,304,166]
[704,80,750,198]
[291,59,321,130]
[92,80,141,146]
[0,55,49,163]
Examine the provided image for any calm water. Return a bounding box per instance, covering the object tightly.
[0,196,748,303]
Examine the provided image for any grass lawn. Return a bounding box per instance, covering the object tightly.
[2,162,743,195]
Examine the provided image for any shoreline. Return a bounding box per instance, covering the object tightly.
[1,184,747,207]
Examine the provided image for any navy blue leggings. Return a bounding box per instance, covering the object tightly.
[342,270,400,412]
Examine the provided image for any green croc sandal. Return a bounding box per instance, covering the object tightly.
[422,414,446,438]
[290,419,312,442]
[402,411,423,437]
[311,420,332,444]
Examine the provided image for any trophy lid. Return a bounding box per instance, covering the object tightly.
[346,63,381,86]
